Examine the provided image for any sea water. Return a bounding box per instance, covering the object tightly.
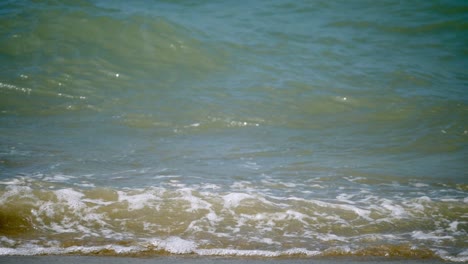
[0,0,467,261]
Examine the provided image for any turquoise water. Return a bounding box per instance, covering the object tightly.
[0,0,467,261]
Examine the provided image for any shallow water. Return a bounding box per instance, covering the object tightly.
[0,0,467,262]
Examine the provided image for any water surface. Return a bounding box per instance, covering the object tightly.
[0,0,467,261]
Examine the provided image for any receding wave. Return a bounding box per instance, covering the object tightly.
[0,177,466,261]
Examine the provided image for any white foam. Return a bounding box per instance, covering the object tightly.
[436,248,468,262]
[281,182,296,188]
[343,176,366,182]
[287,197,373,221]
[442,198,461,202]
[196,247,320,257]
[81,198,113,206]
[42,174,77,182]
[74,182,96,188]
[0,243,142,256]
[177,188,212,212]
[81,212,107,227]
[285,210,308,224]
[50,222,76,233]
[0,237,15,246]
[149,237,197,254]
[0,247,17,255]
[206,212,218,221]
[317,233,347,242]
[54,188,85,211]
[246,236,280,246]
[284,248,321,256]
[355,233,400,243]
[35,201,56,219]
[0,185,33,203]
[0,178,28,185]
[305,198,372,220]
[241,161,261,170]
[196,248,279,257]
[223,193,253,208]
[153,175,180,179]
[117,189,161,210]
[412,182,429,188]
[415,196,432,203]
[411,231,454,241]
[448,221,459,232]
[380,199,408,218]
[200,183,220,190]
[336,193,356,204]
[309,184,324,189]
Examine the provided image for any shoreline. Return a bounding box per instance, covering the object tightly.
[0,255,451,264]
